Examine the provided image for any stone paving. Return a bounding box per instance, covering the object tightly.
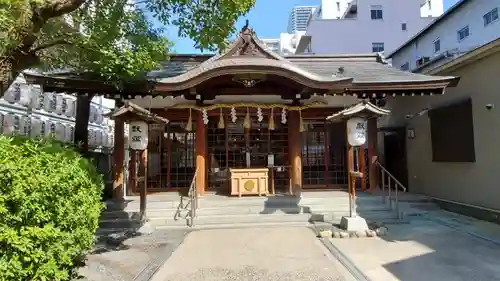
[76,229,189,281]
[328,217,500,281]
[150,226,356,281]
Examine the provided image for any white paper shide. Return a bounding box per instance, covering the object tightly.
[346,117,367,147]
[129,121,148,150]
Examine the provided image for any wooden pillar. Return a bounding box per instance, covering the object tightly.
[127,151,137,196]
[347,144,356,216]
[195,111,207,195]
[358,145,367,190]
[112,119,125,199]
[288,111,302,196]
[139,148,148,220]
[367,118,379,190]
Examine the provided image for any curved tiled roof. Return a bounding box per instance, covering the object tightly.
[148,25,353,91]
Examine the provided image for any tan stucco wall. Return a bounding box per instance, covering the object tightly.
[385,50,500,210]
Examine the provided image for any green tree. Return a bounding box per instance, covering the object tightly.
[0,0,255,151]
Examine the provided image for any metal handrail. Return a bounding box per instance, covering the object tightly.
[374,160,407,220]
[374,160,407,192]
[186,167,199,227]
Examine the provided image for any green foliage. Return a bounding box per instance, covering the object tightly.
[0,136,104,281]
[0,0,255,87]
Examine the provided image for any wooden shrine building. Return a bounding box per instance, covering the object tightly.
[24,25,459,199]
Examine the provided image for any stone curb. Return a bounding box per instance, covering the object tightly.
[318,226,388,238]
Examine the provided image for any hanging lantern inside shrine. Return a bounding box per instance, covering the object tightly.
[129,121,149,150]
[346,117,367,147]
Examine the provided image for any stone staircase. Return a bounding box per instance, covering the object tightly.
[97,191,438,233]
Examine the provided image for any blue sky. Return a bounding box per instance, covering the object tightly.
[165,0,460,54]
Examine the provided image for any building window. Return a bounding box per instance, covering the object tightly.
[370,6,383,20]
[483,8,499,26]
[400,62,410,71]
[372,42,384,52]
[433,38,441,53]
[429,98,475,162]
[457,25,470,41]
[401,23,407,31]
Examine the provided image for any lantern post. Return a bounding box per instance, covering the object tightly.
[326,100,390,232]
[106,101,169,228]
[128,121,149,221]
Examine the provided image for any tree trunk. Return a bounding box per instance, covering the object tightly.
[75,94,95,154]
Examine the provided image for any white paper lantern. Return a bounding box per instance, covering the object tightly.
[3,114,17,135]
[45,121,56,138]
[101,132,108,147]
[30,117,43,138]
[95,108,104,124]
[96,130,104,146]
[3,83,20,104]
[346,117,367,147]
[18,84,34,106]
[65,98,75,117]
[89,106,97,123]
[129,121,148,150]
[55,95,65,114]
[107,132,114,148]
[55,122,66,141]
[43,93,54,112]
[64,125,74,143]
[19,116,31,136]
[87,129,94,146]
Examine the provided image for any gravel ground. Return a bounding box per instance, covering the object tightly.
[76,229,189,281]
[151,226,355,281]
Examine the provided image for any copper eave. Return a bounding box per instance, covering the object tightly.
[106,101,169,124]
[326,100,390,121]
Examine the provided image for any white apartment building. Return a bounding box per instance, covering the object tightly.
[296,0,444,55]
[287,6,317,33]
[0,74,115,150]
[387,0,499,73]
[260,31,307,55]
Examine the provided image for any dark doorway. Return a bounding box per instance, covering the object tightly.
[383,127,409,190]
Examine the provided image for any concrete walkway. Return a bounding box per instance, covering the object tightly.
[329,218,500,281]
[151,227,356,281]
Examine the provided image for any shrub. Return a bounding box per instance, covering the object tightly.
[0,136,104,281]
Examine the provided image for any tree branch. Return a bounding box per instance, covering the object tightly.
[32,39,71,52]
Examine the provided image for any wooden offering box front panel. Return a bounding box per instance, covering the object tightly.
[230,168,269,197]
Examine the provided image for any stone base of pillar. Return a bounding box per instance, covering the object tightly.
[339,216,369,232]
